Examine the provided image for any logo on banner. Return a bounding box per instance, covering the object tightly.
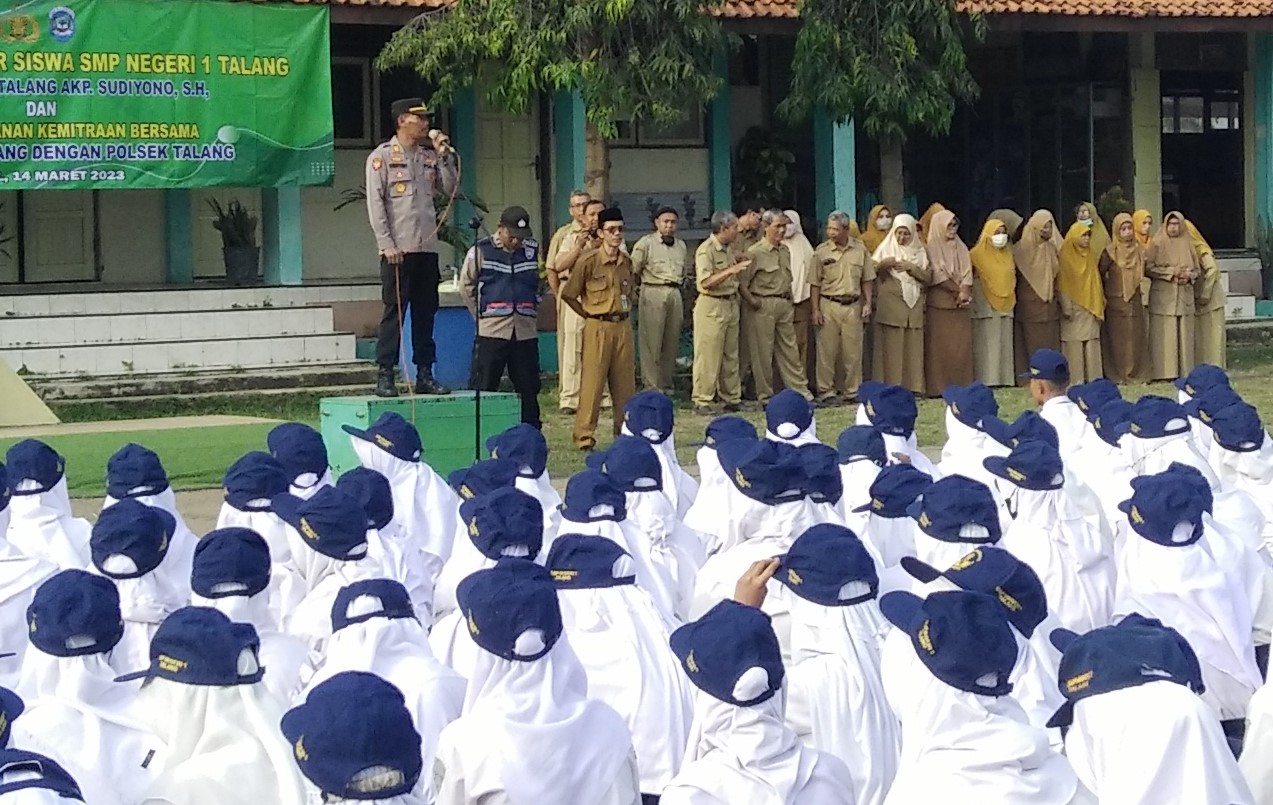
[0,15,38,43]
[48,6,75,42]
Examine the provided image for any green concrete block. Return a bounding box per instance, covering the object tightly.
[1257,301,1273,317]
[320,392,521,478]
[538,332,558,374]
[355,337,376,361]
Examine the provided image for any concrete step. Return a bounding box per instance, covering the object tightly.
[0,283,379,318]
[0,306,335,349]
[1225,295,1257,318]
[30,362,377,401]
[1217,251,1262,298]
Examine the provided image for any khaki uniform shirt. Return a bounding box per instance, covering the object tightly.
[738,229,761,253]
[695,235,740,297]
[744,240,793,297]
[1146,245,1197,317]
[365,135,458,254]
[562,248,635,317]
[811,239,875,299]
[632,234,689,286]
[459,234,540,342]
[547,223,588,277]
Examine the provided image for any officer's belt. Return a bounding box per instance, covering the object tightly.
[586,312,630,322]
[642,282,681,288]
[702,293,737,300]
[756,293,792,300]
[823,294,860,305]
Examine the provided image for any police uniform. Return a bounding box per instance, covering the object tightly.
[691,234,741,408]
[632,228,689,392]
[744,239,812,403]
[811,237,875,400]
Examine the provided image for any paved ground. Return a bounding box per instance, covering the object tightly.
[0,414,281,439]
[71,488,230,534]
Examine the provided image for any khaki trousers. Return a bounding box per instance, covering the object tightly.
[638,284,682,391]
[573,318,636,448]
[816,298,864,398]
[691,295,741,406]
[557,295,609,410]
[746,297,811,403]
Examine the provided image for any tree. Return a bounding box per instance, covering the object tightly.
[780,0,986,211]
[377,0,732,203]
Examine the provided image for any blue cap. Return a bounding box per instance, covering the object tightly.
[448,458,521,501]
[335,468,394,531]
[1210,402,1266,453]
[1163,462,1214,514]
[623,390,674,444]
[1128,395,1191,439]
[486,423,549,478]
[901,547,1047,638]
[5,440,64,496]
[585,435,663,492]
[559,469,627,523]
[716,439,804,506]
[982,411,1059,450]
[983,440,1065,491]
[1021,348,1070,382]
[1067,379,1121,422]
[853,464,931,517]
[693,416,758,448]
[105,443,169,500]
[1118,470,1206,547]
[267,422,329,481]
[880,590,1017,696]
[1174,363,1230,397]
[799,443,843,504]
[1046,616,1204,728]
[862,384,918,436]
[281,671,422,799]
[670,600,784,706]
[942,383,999,428]
[545,535,636,589]
[457,559,563,662]
[778,524,878,607]
[331,579,416,632]
[766,389,814,439]
[0,689,22,749]
[90,499,176,580]
[906,476,1001,544]
[1092,399,1134,447]
[27,570,124,657]
[222,452,291,512]
[1184,384,1244,426]
[458,487,544,560]
[342,412,423,462]
[836,426,886,467]
[272,486,370,561]
[0,464,8,513]
[191,528,271,600]
[115,607,263,686]
[0,750,82,801]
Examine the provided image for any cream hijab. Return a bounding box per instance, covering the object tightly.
[872,214,927,309]
[784,210,817,305]
[1105,212,1146,303]
[925,210,973,290]
[1014,211,1061,302]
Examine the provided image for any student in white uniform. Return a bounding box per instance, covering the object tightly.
[117,607,309,805]
[446,458,545,561]
[1124,395,1220,485]
[283,671,427,804]
[4,441,89,570]
[267,422,333,501]
[486,423,563,537]
[1176,363,1231,404]
[937,383,1005,489]
[0,687,19,748]
[835,426,888,532]
[798,443,846,526]
[0,750,84,803]
[852,464,931,572]
[683,417,757,541]
[622,390,699,517]
[1022,349,1088,461]
[0,463,56,690]
[1208,403,1273,552]
[434,559,641,805]
[1068,399,1136,533]
[857,383,939,477]
[1185,383,1244,468]
[1066,378,1121,432]
[215,451,293,568]
[766,390,820,446]
[905,475,1002,571]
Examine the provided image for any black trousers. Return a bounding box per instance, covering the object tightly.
[376,251,440,371]
[472,335,542,429]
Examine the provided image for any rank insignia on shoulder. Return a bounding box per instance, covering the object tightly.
[371,157,383,171]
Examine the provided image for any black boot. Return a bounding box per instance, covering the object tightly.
[414,367,451,395]
[375,369,398,398]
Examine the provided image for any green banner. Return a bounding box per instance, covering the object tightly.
[0,0,333,189]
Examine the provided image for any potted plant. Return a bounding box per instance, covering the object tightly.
[207,198,259,285]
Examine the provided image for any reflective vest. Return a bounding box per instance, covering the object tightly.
[476,237,539,318]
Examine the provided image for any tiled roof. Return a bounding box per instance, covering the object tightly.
[282,0,798,16]
[954,0,1273,16]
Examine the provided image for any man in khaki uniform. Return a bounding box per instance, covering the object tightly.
[742,210,812,404]
[632,206,689,392]
[810,211,875,403]
[546,190,592,414]
[560,208,636,450]
[691,211,751,414]
[735,202,764,399]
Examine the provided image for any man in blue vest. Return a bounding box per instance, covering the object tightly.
[459,205,542,428]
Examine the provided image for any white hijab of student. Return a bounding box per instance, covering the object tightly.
[0,751,88,805]
[621,390,699,518]
[215,451,295,571]
[856,383,939,479]
[1066,400,1137,540]
[905,474,1003,574]
[4,441,90,570]
[1203,402,1273,553]
[765,390,820,447]
[0,468,57,691]
[851,464,930,574]
[487,424,563,537]
[1122,395,1221,486]
[682,417,757,540]
[833,426,887,534]
[267,423,335,502]
[936,384,1005,490]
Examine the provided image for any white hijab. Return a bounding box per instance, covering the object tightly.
[683,446,726,541]
[192,591,309,707]
[216,502,293,569]
[288,469,334,501]
[554,515,677,623]
[515,473,563,541]
[0,540,56,690]
[102,490,198,604]
[1124,430,1221,489]
[872,214,927,309]
[6,477,90,570]
[858,514,917,574]
[364,521,436,624]
[784,210,817,305]
[938,410,1005,489]
[1039,397,1089,461]
[1210,435,1273,553]
[95,563,189,680]
[621,425,699,518]
[836,460,882,536]
[1067,438,1135,542]
[625,489,706,622]
[274,525,382,649]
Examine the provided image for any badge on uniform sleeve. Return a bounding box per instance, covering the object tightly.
[371,157,383,171]
[395,183,406,193]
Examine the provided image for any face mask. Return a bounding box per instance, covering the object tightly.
[991,233,1009,249]
[876,216,892,231]
[1081,219,1094,228]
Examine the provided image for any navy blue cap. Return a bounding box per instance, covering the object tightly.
[879,590,1016,696]
[1163,462,1214,514]
[1118,470,1206,547]
[1211,402,1266,453]
[268,423,329,481]
[90,499,176,580]
[836,426,886,467]
[281,671,422,799]
[1021,348,1070,382]
[862,384,918,436]
[335,468,395,531]
[623,390,674,444]
[0,688,20,747]
[545,535,636,589]
[105,443,169,500]
[447,458,521,501]
[853,464,931,517]
[342,412,423,462]
[272,486,370,561]
[27,570,124,657]
[115,607,263,686]
[0,750,82,801]
[486,423,549,478]
[1175,363,1230,397]
[901,547,1047,638]
[191,528,271,600]
[0,464,8,513]
[222,452,291,512]
[458,487,544,560]
[585,435,663,493]
[457,559,563,661]
[331,579,416,632]
[5,440,64,496]
[693,416,758,449]
[1067,379,1121,422]
[906,475,1001,544]
[983,439,1065,491]
[942,383,999,428]
[982,411,1060,450]
[1128,395,1191,438]
[670,600,784,706]
[559,469,627,523]
[716,438,805,506]
[778,524,878,606]
[1093,399,1134,447]
[1184,384,1244,427]
[766,389,814,439]
[799,443,843,504]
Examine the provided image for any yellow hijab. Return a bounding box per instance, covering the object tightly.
[1132,209,1154,249]
[848,219,863,240]
[1058,221,1105,319]
[918,202,946,244]
[1183,218,1213,258]
[1105,212,1146,303]
[861,205,888,254]
[1079,202,1110,275]
[969,217,1016,313]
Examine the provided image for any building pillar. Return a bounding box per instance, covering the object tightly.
[552,90,586,229]
[261,187,303,285]
[164,189,193,285]
[1254,33,1273,236]
[452,88,479,235]
[814,109,857,223]
[707,51,732,214]
[1129,33,1163,228]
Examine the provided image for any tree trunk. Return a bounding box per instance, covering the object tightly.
[879,134,906,212]
[584,119,609,203]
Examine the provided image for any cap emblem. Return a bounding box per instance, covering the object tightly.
[786,568,803,586]
[917,620,936,655]
[734,468,751,489]
[1065,670,1094,693]
[550,569,578,582]
[294,736,309,761]
[686,650,699,673]
[466,610,480,636]
[300,517,320,542]
[374,434,394,449]
[157,654,188,674]
[995,586,1023,612]
[950,549,981,571]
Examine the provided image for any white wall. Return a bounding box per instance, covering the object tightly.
[300,148,380,281]
[609,148,709,194]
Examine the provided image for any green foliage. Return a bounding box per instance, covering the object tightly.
[376,0,732,137]
[780,0,986,141]
[732,127,796,209]
[206,198,258,248]
[1096,185,1134,228]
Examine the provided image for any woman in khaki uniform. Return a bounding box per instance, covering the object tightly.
[917,202,946,244]
[923,209,974,396]
[870,214,929,393]
[1012,210,1062,377]
[1057,222,1105,383]
[1100,212,1150,384]
[1185,217,1226,368]
[1147,211,1201,380]
[969,217,1017,387]
[861,205,891,255]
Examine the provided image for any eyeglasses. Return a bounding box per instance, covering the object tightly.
[602,226,625,234]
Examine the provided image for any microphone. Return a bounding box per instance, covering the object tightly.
[428,129,454,154]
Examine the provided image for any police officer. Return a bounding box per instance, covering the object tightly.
[811,210,876,403]
[366,97,458,398]
[691,211,750,415]
[632,205,690,393]
[560,208,636,450]
[743,209,812,404]
[546,189,591,414]
[458,205,542,428]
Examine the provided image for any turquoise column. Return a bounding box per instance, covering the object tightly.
[261,187,303,285]
[1256,34,1273,228]
[452,88,479,235]
[164,189,193,284]
[553,90,585,229]
[707,51,732,213]
[814,110,858,223]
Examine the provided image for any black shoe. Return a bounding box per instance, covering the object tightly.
[375,371,398,398]
[414,369,451,395]
[723,403,743,413]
